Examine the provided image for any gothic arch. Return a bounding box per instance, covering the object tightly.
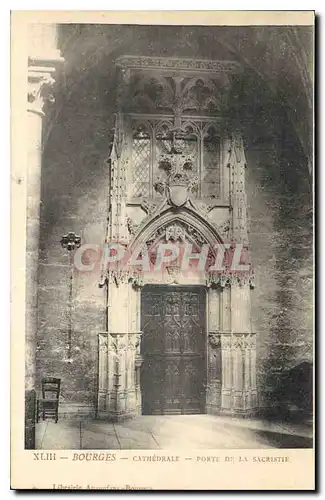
[128,206,225,257]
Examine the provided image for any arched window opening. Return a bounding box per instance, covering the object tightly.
[202,126,221,199]
[131,124,152,198]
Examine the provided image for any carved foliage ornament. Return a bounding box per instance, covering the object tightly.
[207,269,255,289]
[116,55,242,118]
[232,334,256,350]
[221,335,232,350]
[217,220,231,238]
[128,76,227,116]
[165,223,186,242]
[99,334,108,354]
[106,269,144,289]
[180,78,223,114]
[109,334,128,353]
[208,333,221,348]
[105,333,142,355]
[126,216,138,236]
[28,73,56,115]
[128,334,142,350]
[140,200,157,216]
[146,220,208,249]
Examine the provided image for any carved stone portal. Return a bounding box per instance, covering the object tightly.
[97,56,257,419]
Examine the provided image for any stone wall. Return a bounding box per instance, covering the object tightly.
[244,90,313,417]
[36,71,114,414]
[35,30,313,418]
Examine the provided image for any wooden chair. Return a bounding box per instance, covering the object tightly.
[36,377,61,423]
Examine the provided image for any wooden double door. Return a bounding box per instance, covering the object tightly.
[141,286,206,415]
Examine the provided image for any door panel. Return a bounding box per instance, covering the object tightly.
[141,286,206,415]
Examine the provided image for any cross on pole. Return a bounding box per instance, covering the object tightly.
[60,232,81,361]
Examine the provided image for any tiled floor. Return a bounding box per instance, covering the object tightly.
[36,415,313,450]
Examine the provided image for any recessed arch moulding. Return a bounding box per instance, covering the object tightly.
[97,55,257,421]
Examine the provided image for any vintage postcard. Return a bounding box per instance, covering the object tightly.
[11,10,315,490]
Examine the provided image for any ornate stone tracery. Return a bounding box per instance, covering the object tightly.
[127,117,223,205]
[98,55,256,419]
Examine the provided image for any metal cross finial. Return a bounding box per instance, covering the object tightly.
[60,232,81,251]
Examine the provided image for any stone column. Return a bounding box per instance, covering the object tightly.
[219,285,233,413]
[220,333,232,411]
[98,333,109,413]
[206,287,221,414]
[226,132,256,416]
[106,273,129,419]
[99,101,142,420]
[248,334,257,409]
[130,284,143,415]
[25,24,63,449]
[98,272,142,421]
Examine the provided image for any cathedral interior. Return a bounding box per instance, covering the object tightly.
[25,23,313,449]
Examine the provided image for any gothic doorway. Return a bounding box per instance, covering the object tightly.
[140,285,207,415]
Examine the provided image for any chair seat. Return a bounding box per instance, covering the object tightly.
[38,398,58,403]
[36,377,61,423]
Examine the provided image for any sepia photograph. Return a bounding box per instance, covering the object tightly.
[10,10,314,490]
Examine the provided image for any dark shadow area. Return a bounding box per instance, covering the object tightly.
[268,361,313,422]
[250,429,313,449]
